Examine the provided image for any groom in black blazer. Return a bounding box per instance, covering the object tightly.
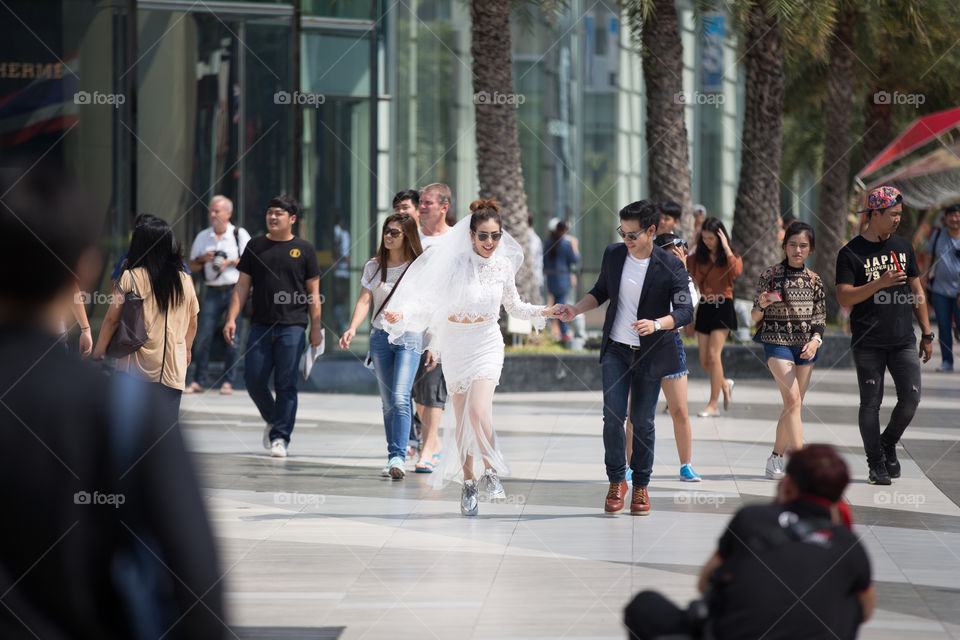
[560,201,694,515]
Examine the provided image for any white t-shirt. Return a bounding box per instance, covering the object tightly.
[189,223,250,286]
[610,254,650,346]
[360,259,409,330]
[419,228,449,250]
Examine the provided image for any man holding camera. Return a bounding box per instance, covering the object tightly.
[186,195,250,395]
[836,186,932,485]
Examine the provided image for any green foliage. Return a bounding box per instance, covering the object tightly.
[781,0,960,193]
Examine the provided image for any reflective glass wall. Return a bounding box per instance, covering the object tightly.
[0,0,127,315]
[136,7,293,244]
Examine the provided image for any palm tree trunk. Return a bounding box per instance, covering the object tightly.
[732,2,784,300]
[470,0,540,303]
[642,0,694,241]
[861,61,895,167]
[814,7,857,323]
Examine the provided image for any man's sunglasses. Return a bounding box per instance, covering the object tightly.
[475,231,503,242]
[383,228,404,238]
[617,226,646,241]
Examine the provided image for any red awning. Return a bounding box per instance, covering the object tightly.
[858,105,960,178]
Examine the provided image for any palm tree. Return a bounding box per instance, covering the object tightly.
[730,2,786,299]
[470,0,540,303]
[624,0,695,241]
[814,4,857,322]
[729,0,835,299]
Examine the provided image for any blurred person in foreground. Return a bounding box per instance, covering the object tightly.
[0,163,226,638]
[625,444,874,640]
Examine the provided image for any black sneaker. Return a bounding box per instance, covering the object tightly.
[881,442,901,478]
[868,462,892,485]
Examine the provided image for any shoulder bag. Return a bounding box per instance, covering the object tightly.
[106,271,148,358]
[364,264,411,369]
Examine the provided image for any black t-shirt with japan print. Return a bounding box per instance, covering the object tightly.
[836,233,919,349]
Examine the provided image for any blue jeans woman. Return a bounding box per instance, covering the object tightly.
[369,328,422,465]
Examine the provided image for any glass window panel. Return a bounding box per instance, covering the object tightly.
[302,0,373,20]
[243,19,294,234]
[302,32,371,97]
[135,10,292,242]
[0,0,125,314]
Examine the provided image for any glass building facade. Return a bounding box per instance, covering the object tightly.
[1,0,742,351]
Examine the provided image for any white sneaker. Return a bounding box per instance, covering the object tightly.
[270,439,288,458]
[764,453,784,479]
[380,464,391,477]
[387,456,406,479]
[262,423,273,450]
[479,468,505,500]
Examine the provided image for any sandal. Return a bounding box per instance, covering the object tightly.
[415,453,440,473]
[723,379,735,411]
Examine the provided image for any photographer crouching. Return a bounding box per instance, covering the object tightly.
[625,444,875,639]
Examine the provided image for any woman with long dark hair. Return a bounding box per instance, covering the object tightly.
[93,216,199,419]
[383,199,563,515]
[752,221,826,479]
[687,217,742,417]
[339,213,424,479]
[543,219,580,341]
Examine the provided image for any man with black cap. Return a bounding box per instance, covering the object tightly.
[836,186,932,485]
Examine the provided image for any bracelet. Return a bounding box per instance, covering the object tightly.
[80,326,90,331]
[812,335,823,345]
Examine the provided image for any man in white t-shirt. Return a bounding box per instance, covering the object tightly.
[407,183,453,471]
[185,195,250,394]
[560,201,694,515]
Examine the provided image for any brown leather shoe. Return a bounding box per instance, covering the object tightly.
[604,480,629,513]
[630,485,651,515]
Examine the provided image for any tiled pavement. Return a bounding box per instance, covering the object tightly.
[180,360,960,639]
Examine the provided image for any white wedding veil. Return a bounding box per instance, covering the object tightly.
[382,215,524,360]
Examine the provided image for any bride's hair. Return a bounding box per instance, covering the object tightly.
[469,198,501,231]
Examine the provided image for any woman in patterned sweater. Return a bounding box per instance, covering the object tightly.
[751,221,826,480]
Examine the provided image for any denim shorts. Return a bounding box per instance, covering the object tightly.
[663,332,689,379]
[763,342,819,366]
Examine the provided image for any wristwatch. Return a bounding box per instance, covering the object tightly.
[921,332,935,341]
[653,319,662,331]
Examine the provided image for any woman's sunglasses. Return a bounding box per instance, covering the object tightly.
[383,228,404,238]
[664,237,688,250]
[475,231,502,242]
[617,226,645,241]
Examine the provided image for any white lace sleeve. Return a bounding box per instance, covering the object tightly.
[501,268,546,330]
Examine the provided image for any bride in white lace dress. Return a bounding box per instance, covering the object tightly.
[384,198,562,515]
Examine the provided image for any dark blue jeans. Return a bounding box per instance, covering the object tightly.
[369,328,421,460]
[852,343,921,465]
[191,286,240,387]
[601,342,662,486]
[930,292,959,367]
[244,324,305,444]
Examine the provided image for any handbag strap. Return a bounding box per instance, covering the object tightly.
[157,310,168,384]
[372,262,411,321]
[114,269,138,297]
